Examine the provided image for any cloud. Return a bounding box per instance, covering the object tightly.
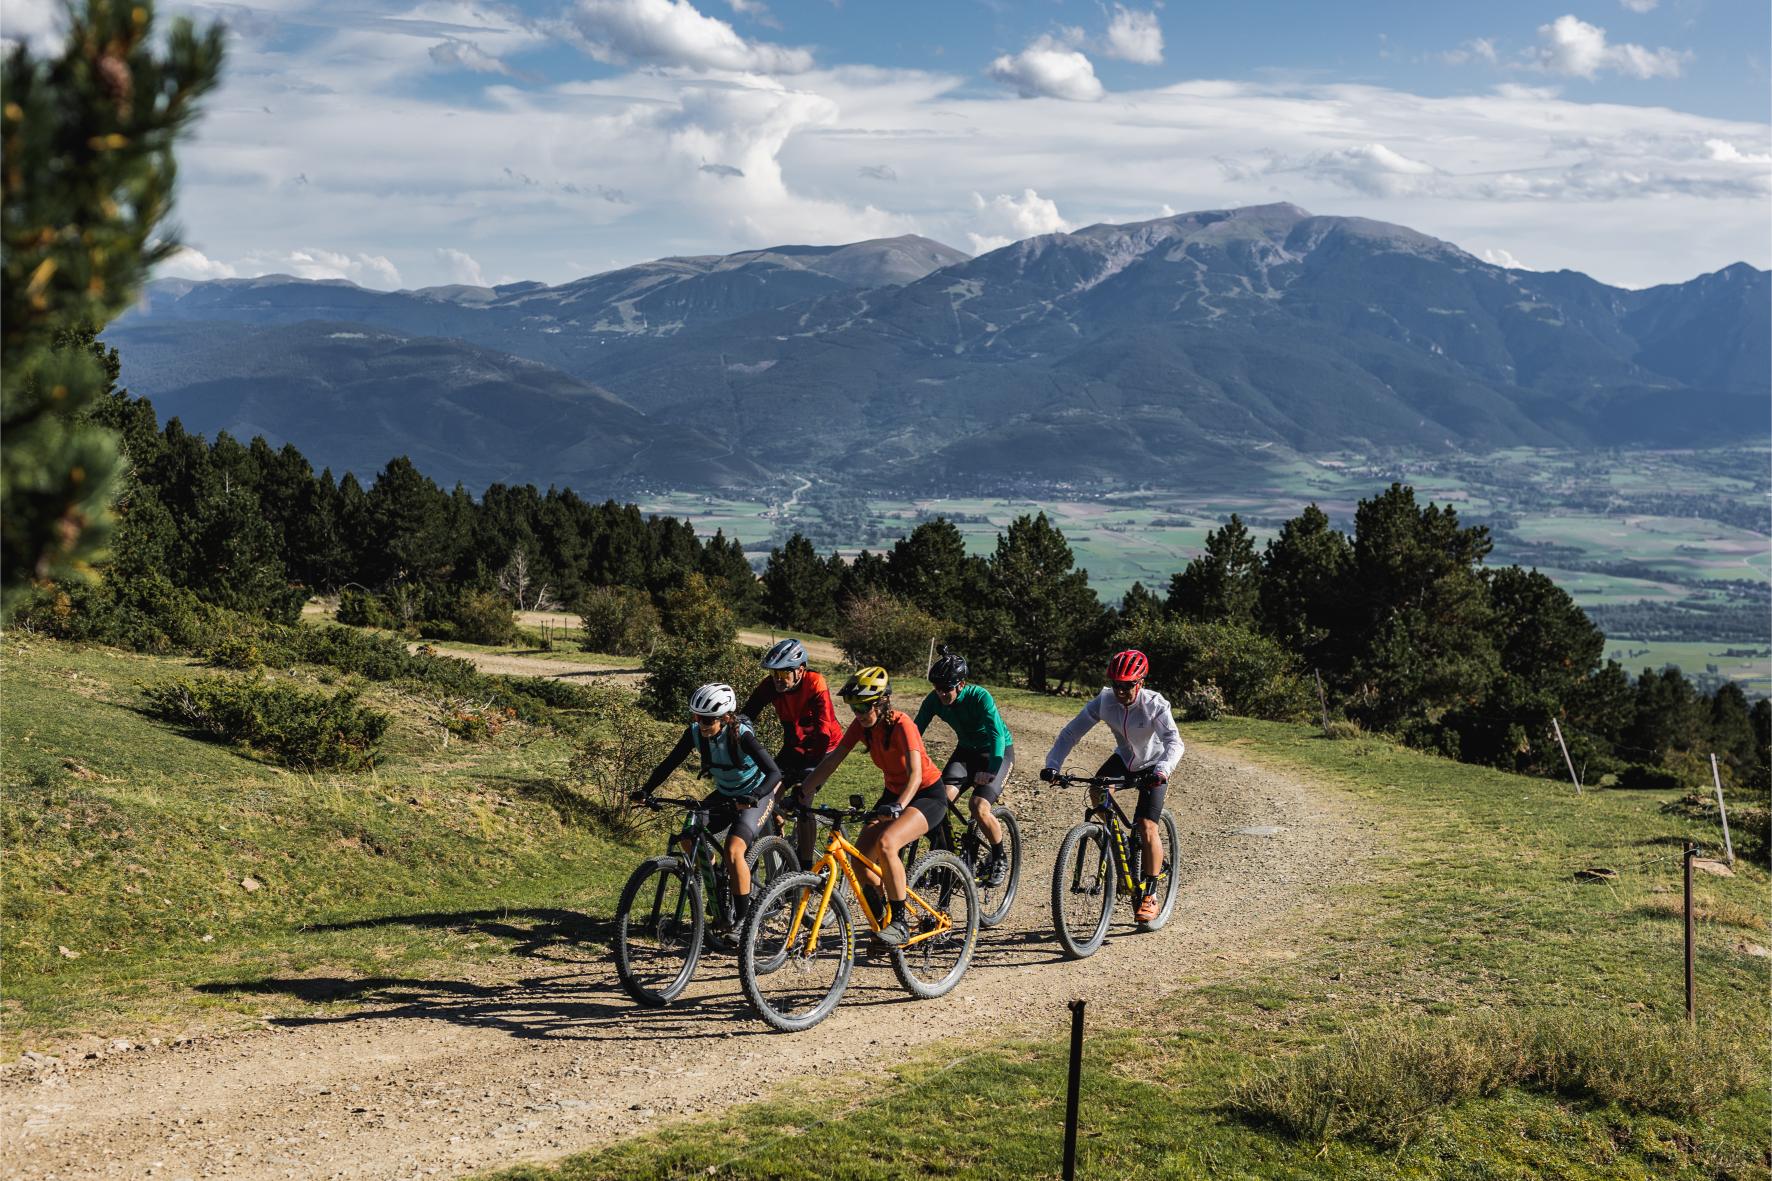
[858,164,898,181]
[699,161,745,176]
[1480,247,1533,269]
[1618,0,1657,11]
[0,0,62,52]
[436,247,487,285]
[1705,138,1772,165]
[1303,142,1441,197]
[1102,6,1163,65]
[244,249,404,289]
[1533,15,1688,80]
[428,38,512,74]
[1439,38,1498,67]
[987,36,1105,101]
[570,0,812,73]
[967,188,1072,253]
[157,247,238,281]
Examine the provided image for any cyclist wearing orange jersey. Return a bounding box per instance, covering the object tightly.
[793,666,943,946]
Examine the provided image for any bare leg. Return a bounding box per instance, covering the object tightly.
[1137,817,1161,885]
[860,810,930,903]
[970,793,1004,845]
[726,833,751,895]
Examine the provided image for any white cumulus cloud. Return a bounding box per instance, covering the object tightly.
[1618,0,1657,12]
[1439,38,1498,66]
[157,247,239,281]
[436,248,487,285]
[570,0,812,73]
[1102,6,1163,65]
[244,249,403,288]
[1705,138,1772,165]
[987,36,1104,101]
[967,188,1072,254]
[1533,14,1688,80]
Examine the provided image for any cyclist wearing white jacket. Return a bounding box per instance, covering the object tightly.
[1040,649,1182,922]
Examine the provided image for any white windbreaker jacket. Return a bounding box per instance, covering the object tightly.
[1043,687,1185,778]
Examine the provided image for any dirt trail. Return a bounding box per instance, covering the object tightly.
[1,702,1374,1181]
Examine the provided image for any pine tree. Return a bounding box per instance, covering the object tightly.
[1,0,224,616]
[1167,514,1260,624]
[1257,504,1352,658]
[887,518,974,621]
[982,512,1102,692]
[762,533,836,632]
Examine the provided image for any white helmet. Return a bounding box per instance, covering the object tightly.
[688,682,738,718]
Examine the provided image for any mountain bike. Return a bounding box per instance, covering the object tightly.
[1047,772,1180,959]
[613,795,798,1007]
[739,795,979,1033]
[896,774,1022,928]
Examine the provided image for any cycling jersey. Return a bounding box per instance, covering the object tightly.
[913,684,1011,771]
[642,719,783,800]
[740,670,845,763]
[829,709,941,797]
[1043,686,1184,778]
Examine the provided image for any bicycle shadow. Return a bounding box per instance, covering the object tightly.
[196,909,921,1044]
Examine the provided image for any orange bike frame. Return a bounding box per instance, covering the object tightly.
[783,828,953,951]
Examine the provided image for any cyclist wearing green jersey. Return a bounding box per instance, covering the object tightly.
[914,648,1013,887]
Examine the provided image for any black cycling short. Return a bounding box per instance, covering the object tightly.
[873,783,948,830]
[1094,753,1167,825]
[703,788,776,845]
[941,744,1015,804]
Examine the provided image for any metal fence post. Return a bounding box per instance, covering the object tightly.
[1551,718,1581,794]
[1709,754,1735,866]
[1064,998,1085,1181]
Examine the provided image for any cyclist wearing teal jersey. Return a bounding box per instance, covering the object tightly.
[914,649,1014,887]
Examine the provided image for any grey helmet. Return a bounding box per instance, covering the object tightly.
[761,638,809,670]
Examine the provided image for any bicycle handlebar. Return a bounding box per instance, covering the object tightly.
[1049,772,1131,789]
[641,795,703,810]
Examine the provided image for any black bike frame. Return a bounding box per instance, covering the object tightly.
[1062,777,1142,894]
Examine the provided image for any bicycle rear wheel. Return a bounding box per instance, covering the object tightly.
[740,871,853,1033]
[1051,823,1114,960]
[614,856,703,1006]
[962,805,1021,928]
[1132,809,1181,932]
[891,850,978,999]
[704,834,800,954]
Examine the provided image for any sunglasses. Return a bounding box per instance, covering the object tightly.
[770,668,799,682]
[847,700,881,714]
[693,713,723,725]
[1111,680,1141,693]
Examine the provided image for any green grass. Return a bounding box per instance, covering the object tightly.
[0,636,638,1052]
[477,716,1770,1181]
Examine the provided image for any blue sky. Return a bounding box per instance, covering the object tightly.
[8,0,1767,289]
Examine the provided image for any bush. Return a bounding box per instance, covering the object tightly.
[1175,680,1227,722]
[835,590,945,674]
[1114,617,1312,721]
[640,574,744,722]
[144,674,390,770]
[1228,1010,1756,1148]
[1619,764,1683,790]
[1322,718,1365,741]
[568,689,682,838]
[447,590,518,645]
[335,587,396,629]
[578,586,660,656]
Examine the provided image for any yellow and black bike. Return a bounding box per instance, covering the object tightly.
[739,796,979,1033]
[1047,772,1179,959]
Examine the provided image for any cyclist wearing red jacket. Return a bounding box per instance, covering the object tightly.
[741,638,845,858]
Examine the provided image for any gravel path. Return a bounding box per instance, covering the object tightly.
[1,698,1373,1181]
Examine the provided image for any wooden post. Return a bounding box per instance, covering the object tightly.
[1551,718,1581,794]
[927,636,936,676]
[1683,840,1696,1025]
[1063,999,1085,1181]
[1313,670,1330,736]
[1710,753,1735,867]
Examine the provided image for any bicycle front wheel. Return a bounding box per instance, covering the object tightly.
[741,871,853,1033]
[891,849,978,999]
[1051,823,1114,960]
[962,805,1021,928]
[614,856,703,1006]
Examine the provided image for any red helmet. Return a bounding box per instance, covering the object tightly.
[1107,649,1149,682]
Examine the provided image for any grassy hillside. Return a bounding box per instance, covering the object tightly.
[482,715,1770,1181]
[0,635,889,1052]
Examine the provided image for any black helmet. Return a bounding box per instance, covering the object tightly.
[929,647,968,691]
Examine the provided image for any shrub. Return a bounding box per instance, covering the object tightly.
[1175,680,1227,722]
[448,590,519,645]
[835,590,945,674]
[144,674,390,770]
[1619,764,1683,790]
[568,690,682,838]
[1228,1011,1756,1148]
[640,574,743,722]
[335,587,396,629]
[1114,617,1312,721]
[1323,718,1365,741]
[578,586,660,656]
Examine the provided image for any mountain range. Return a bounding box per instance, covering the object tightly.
[108,205,1769,494]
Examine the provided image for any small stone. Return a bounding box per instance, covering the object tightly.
[1573,867,1617,882]
[200,934,214,943]
[57,946,81,959]
[1692,859,1734,878]
[240,877,262,893]
[1737,941,1770,959]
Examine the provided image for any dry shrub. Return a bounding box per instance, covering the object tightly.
[1228,1011,1757,1148]
[567,688,682,839]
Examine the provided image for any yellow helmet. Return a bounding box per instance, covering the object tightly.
[839,666,892,704]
